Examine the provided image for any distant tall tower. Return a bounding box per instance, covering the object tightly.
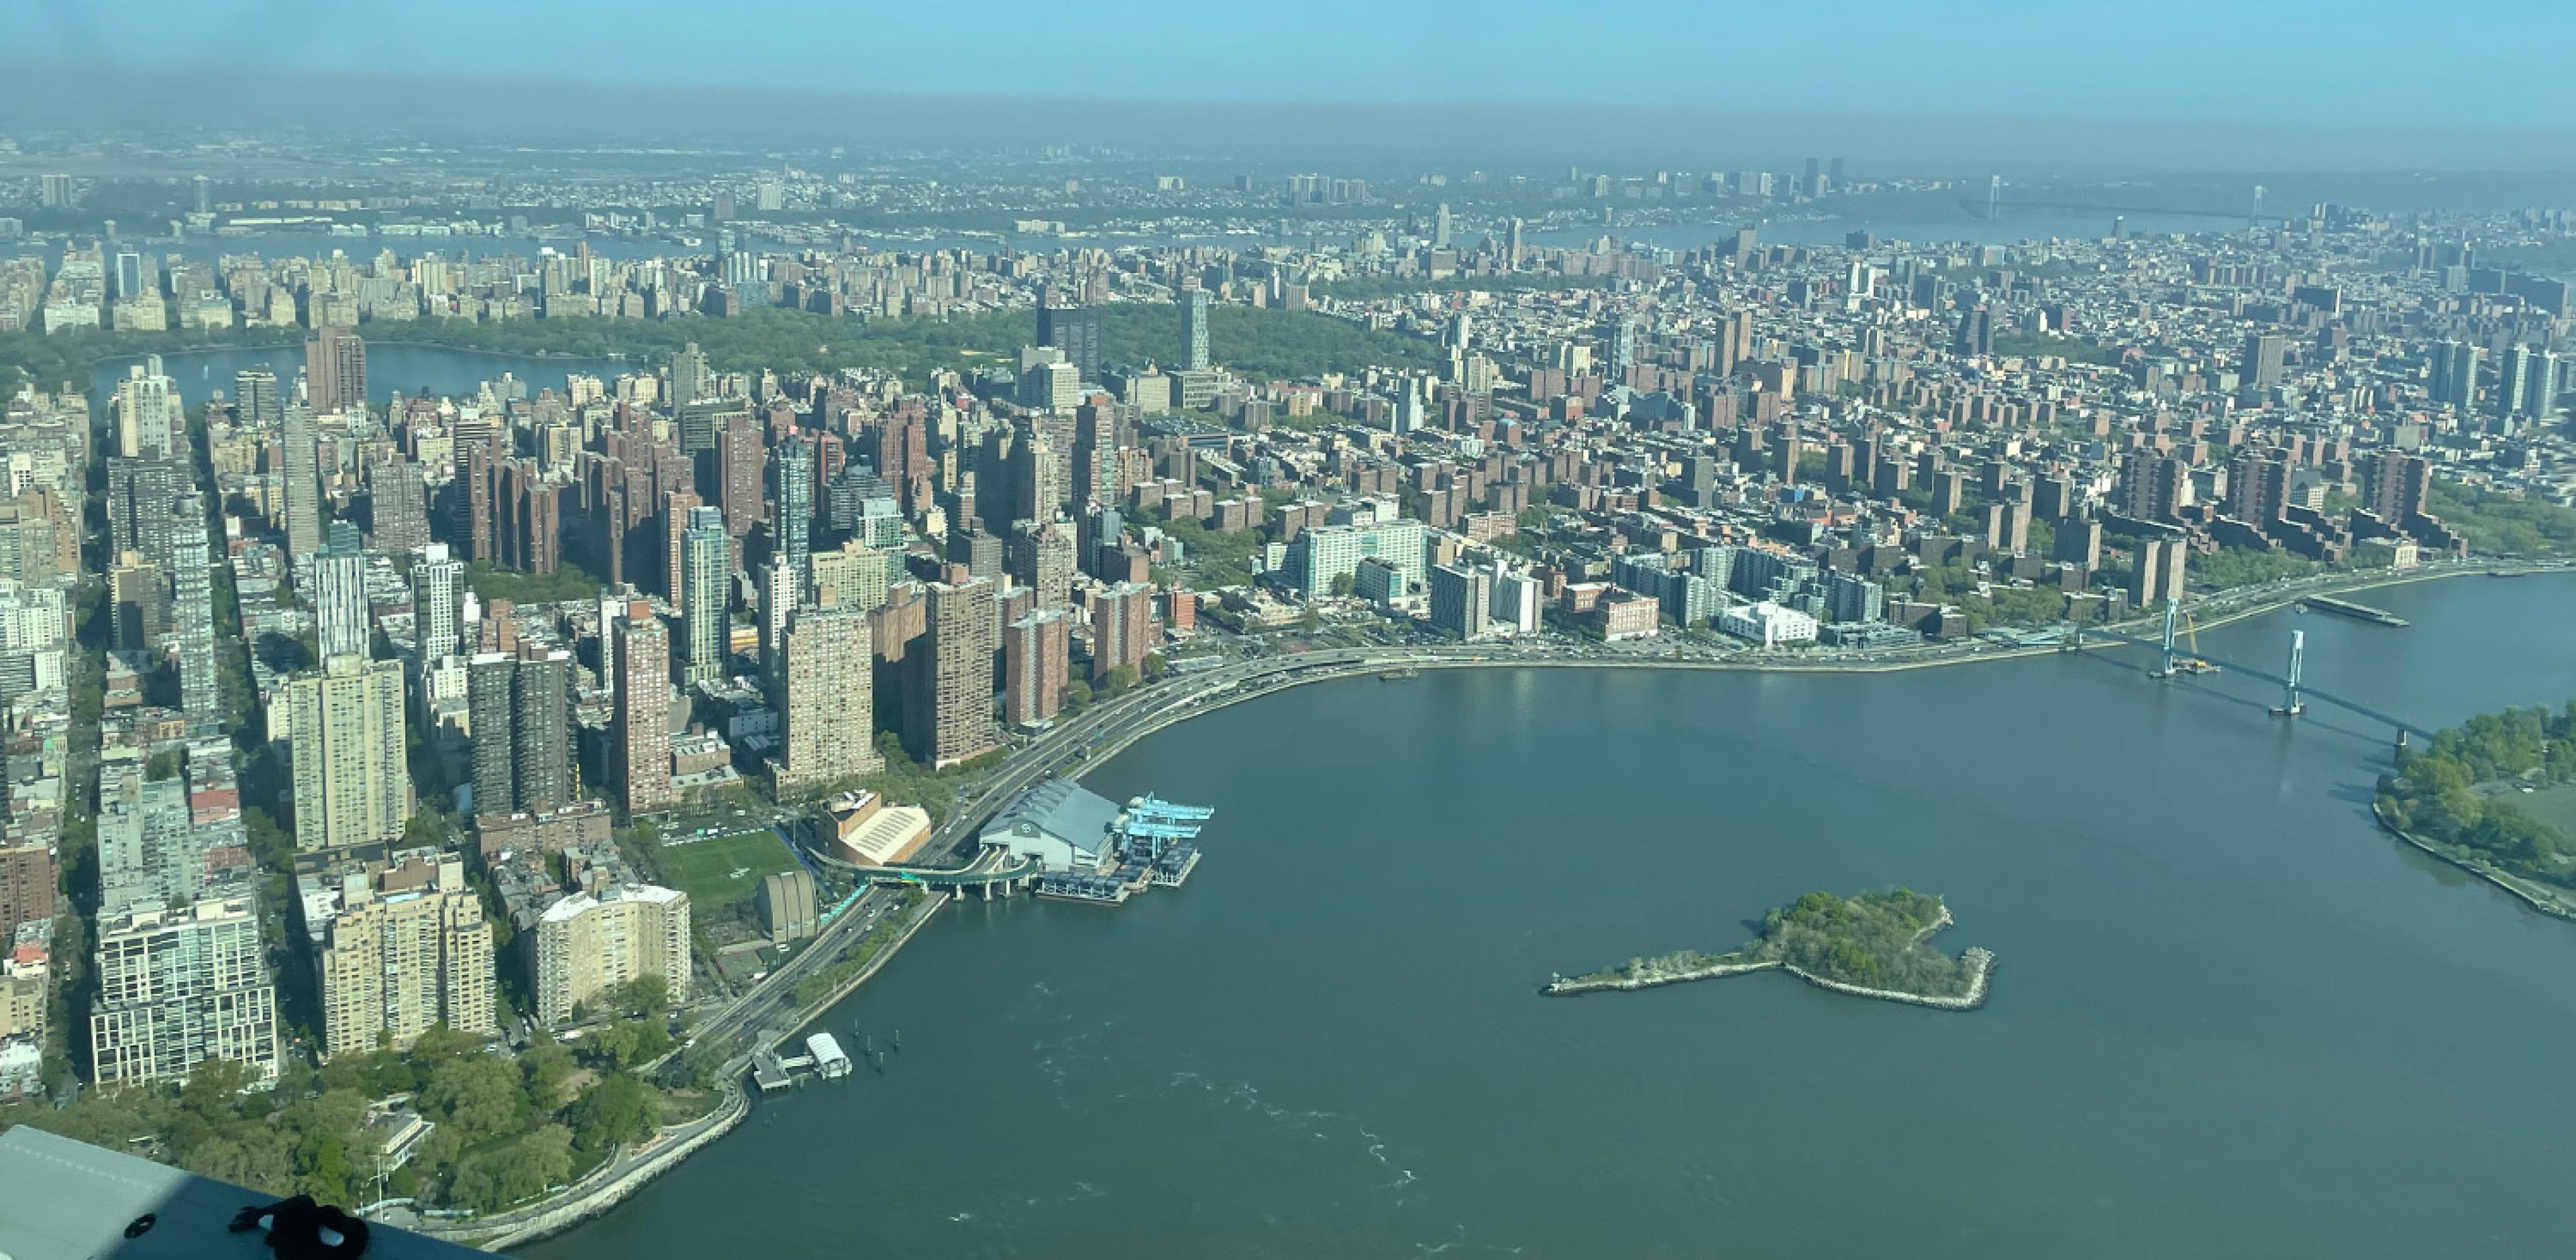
[1432,203,1452,250]
[1987,175,2002,220]
[1180,286,1212,372]
[2496,344,2536,429]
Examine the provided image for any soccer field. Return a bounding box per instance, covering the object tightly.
[659,829,804,911]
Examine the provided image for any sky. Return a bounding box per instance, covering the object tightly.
[15,1,2576,171]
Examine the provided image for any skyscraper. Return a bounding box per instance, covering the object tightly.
[2429,340,2480,408]
[1038,302,1104,382]
[281,404,323,557]
[280,655,411,852]
[233,367,280,428]
[1429,565,1492,640]
[1432,202,1452,250]
[1004,609,1069,728]
[168,494,221,735]
[1181,286,1212,372]
[411,544,463,662]
[774,435,814,580]
[908,577,998,768]
[2496,344,2535,427]
[773,605,881,795]
[1009,520,1076,610]
[468,649,575,816]
[670,342,712,406]
[305,325,368,415]
[111,360,179,459]
[717,414,765,538]
[105,457,178,571]
[680,506,731,683]
[316,852,495,1058]
[615,606,676,818]
[2243,332,2287,390]
[1088,581,1157,681]
[369,455,429,556]
[314,550,370,662]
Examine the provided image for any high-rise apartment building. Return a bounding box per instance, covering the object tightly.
[281,404,323,557]
[305,325,368,414]
[2243,332,2288,390]
[1009,520,1076,610]
[105,457,178,571]
[89,899,280,1088]
[908,577,998,768]
[615,606,676,817]
[168,494,221,736]
[111,360,179,459]
[1004,609,1069,728]
[717,415,765,538]
[1181,286,1212,372]
[280,654,411,852]
[1037,303,1104,382]
[314,550,370,662]
[2429,340,2480,408]
[369,455,429,556]
[680,506,731,683]
[411,543,463,662]
[669,342,712,406]
[773,606,881,795]
[1429,564,1493,640]
[468,649,575,816]
[774,435,814,580]
[315,852,495,1058]
[233,367,281,429]
[532,885,690,1027]
[1088,581,1157,681]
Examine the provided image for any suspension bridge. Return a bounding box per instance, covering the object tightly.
[2070,599,2436,746]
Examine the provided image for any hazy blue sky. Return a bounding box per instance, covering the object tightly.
[19,0,2566,126]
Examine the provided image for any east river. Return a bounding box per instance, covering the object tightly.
[519,571,2576,1259]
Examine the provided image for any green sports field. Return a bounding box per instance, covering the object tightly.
[659,829,803,912]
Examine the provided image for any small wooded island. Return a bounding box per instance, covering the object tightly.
[1546,889,1995,1011]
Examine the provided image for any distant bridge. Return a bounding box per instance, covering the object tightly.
[1993,198,2287,225]
[2072,619,2436,744]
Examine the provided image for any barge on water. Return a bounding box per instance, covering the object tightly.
[2298,595,2409,627]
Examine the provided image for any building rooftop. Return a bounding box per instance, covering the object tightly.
[981,778,1122,850]
[0,1125,489,1260]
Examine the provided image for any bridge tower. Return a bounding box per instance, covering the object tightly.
[2154,596,2181,677]
[2271,630,2306,717]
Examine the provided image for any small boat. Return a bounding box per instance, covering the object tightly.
[1377,668,1420,681]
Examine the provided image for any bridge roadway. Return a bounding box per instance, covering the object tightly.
[2076,627,2435,739]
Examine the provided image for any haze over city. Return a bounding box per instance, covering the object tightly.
[2,5,2576,1259]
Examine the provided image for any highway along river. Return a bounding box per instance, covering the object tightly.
[533,572,2576,1260]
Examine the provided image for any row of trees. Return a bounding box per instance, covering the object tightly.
[6,982,694,1213]
[2379,703,2576,886]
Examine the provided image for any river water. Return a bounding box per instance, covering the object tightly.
[533,573,2576,1259]
[91,344,628,411]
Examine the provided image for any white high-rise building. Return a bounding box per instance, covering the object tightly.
[412,543,463,662]
[111,359,180,459]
